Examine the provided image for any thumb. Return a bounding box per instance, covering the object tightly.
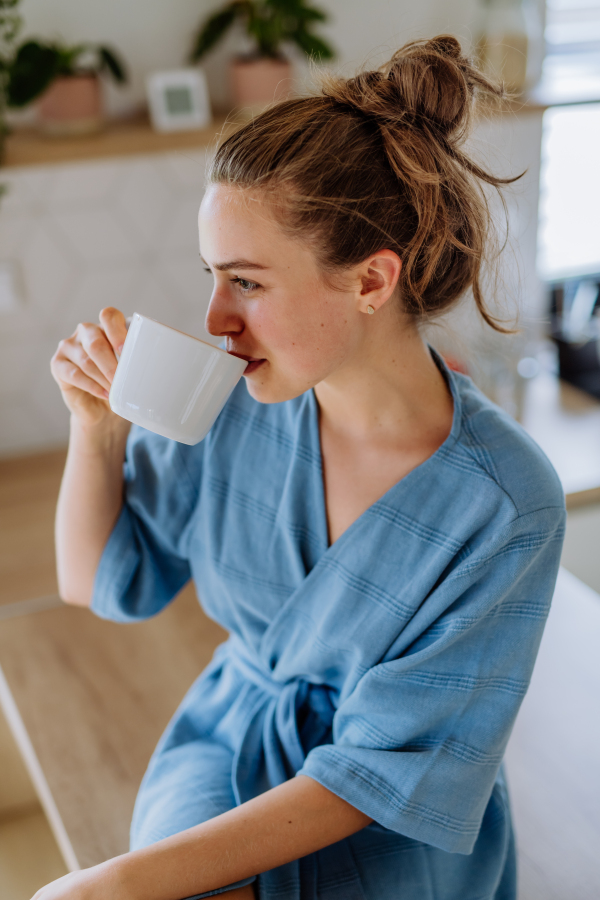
[99,307,128,357]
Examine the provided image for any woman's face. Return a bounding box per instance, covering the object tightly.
[199,184,375,404]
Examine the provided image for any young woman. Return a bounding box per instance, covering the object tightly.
[42,36,564,900]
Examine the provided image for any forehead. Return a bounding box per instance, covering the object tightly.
[198,184,282,254]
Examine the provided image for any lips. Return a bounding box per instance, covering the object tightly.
[227,351,266,375]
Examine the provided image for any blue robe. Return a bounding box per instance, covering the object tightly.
[92,354,565,900]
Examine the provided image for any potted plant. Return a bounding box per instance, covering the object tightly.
[190,0,334,113]
[0,0,22,162]
[7,39,127,135]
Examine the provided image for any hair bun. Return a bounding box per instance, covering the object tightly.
[428,35,462,60]
[384,36,473,137]
[323,35,503,140]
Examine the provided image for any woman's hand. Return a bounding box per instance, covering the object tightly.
[30,777,369,900]
[53,307,132,607]
[51,307,129,429]
[31,861,126,900]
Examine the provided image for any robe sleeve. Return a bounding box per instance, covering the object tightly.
[91,426,203,622]
[298,504,565,854]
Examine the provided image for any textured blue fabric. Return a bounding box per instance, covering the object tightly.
[92,354,565,900]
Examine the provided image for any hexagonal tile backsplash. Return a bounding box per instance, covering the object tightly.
[0,150,215,456]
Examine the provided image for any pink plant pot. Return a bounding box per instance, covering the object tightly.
[230,58,293,115]
[38,75,103,136]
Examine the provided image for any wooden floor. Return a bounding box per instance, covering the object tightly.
[0,449,70,897]
[0,581,226,869]
[0,806,67,899]
[0,449,66,608]
[0,448,226,878]
[0,447,599,898]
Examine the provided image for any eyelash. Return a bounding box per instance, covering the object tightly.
[203,268,259,295]
[231,276,259,293]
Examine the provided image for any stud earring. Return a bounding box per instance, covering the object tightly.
[366,305,375,315]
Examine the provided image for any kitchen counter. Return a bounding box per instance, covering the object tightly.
[522,371,600,506]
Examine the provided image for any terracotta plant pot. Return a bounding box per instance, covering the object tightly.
[38,75,103,136]
[230,58,293,116]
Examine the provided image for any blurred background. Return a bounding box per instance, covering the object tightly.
[0,1,599,898]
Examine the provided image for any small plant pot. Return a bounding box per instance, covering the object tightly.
[37,74,103,136]
[230,57,293,116]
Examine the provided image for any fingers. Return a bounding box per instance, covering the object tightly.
[55,360,109,401]
[51,340,109,401]
[62,338,112,391]
[99,307,128,357]
[77,321,120,384]
[50,309,128,413]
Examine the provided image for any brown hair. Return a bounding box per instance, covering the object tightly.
[209,35,519,330]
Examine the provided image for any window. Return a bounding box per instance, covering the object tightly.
[545,0,600,57]
[537,1,600,281]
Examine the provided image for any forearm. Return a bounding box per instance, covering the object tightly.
[110,775,371,900]
[55,415,130,606]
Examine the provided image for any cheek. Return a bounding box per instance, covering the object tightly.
[271,296,352,375]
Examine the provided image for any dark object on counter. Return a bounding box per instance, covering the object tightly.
[553,334,600,397]
[550,275,600,398]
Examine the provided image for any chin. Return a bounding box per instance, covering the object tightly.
[243,369,311,405]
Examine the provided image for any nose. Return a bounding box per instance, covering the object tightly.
[205,287,245,339]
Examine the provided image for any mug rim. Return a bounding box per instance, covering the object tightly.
[131,312,235,362]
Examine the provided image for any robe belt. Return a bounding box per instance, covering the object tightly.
[223,635,335,797]
[222,636,367,900]
[226,634,292,698]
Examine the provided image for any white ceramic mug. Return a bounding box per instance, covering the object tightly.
[109,314,247,444]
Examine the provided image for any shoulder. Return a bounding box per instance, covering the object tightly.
[125,424,205,497]
[449,370,565,518]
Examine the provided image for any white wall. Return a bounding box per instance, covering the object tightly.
[1,0,545,456]
[18,0,481,115]
[0,149,212,456]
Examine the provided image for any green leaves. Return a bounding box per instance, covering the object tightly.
[6,39,128,107]
[53,43,87,77]
[0,0,22,66]
[7,40,56,106]
[190,0,334,63]
[247,3,285,58]
[0,0,22,163]
[191,4,243,61]
[291,27,334,61]
[98,46,127,83]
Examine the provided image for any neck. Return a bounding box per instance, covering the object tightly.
[314,310,453,446]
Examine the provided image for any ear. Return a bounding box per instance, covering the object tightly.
[357,250,402,315]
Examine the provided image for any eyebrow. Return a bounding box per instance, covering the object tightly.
[200,256,268,272]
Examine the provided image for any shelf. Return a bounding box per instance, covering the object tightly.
[3,66,600,171]
[2,114,234,169]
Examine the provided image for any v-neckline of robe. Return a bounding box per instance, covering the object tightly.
[258,350,463,668]
[307,348,463,557]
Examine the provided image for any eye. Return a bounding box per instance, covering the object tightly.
[230,276,260,294]
[203,267,211,273]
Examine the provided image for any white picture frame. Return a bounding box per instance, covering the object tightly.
[146,68,212,133]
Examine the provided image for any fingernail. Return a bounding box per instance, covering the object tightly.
[103,389,109,399]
